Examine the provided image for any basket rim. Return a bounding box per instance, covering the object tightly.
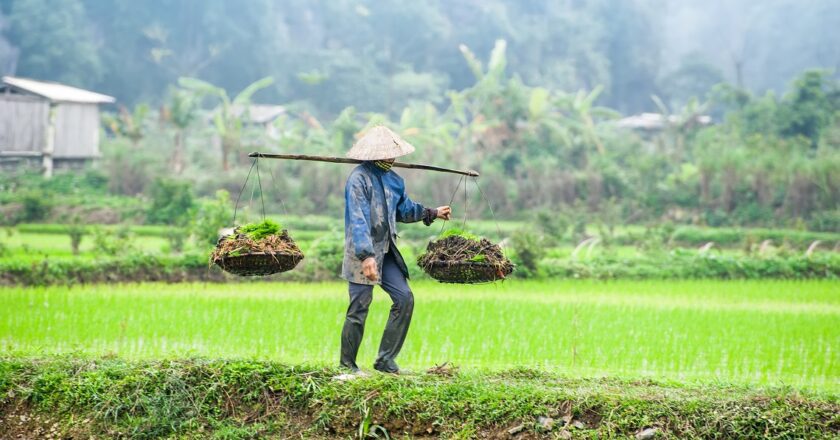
[216,250,303,259]
[214,251,303,276]
[213,251,303,261]
[426,260,515,269]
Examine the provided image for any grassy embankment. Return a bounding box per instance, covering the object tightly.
[2,357,838,439]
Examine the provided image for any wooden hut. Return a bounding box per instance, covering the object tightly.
[0,76,115,176]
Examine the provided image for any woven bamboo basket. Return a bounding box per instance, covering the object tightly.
[214,251,303,276]
[425,260,514,284]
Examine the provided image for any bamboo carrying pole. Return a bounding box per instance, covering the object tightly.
[248,152,479,177]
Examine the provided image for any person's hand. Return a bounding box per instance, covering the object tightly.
[436,206,452,220]
[362,257,378,281]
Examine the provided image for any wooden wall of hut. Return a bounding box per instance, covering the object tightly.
[0,94,48,153]
[54,103,100,158]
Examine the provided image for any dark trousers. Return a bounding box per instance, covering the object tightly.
[340,249,414,372]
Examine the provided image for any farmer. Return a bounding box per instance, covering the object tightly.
[340,125,451,375]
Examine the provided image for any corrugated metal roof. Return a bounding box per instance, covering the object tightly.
[2,76,115,104]
[615,112,711,130]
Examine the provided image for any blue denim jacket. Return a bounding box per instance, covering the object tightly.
[341,162,427,285]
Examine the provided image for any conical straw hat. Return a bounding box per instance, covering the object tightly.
[346,125,416,160]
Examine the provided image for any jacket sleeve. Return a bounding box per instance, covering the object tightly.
[346,173,375,260]
[396,180,428,224]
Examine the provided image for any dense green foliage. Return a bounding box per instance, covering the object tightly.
[543,252,839,280]
[190,190,233,246]
[2,218,838,285]
[0,171,144,225]
[1,251,836,286]
[13,223,172,237]
[307,229,344,279]
[2,1,838,113]
[145,178,195,226]
[5,65,836,231]
[663,225,840,247]
[16,190,51,223]
[510,229,546,277]
[1,1,837,231]
[1,357,837,438]
[0,253,219,285]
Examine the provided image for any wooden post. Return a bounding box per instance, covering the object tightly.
[43,105,56,178]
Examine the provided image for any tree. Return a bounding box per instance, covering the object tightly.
[555,86,618,157]
[162,89,198,174]
[6,0,102,86]
[777,70,837,147]
[178,76,274,171]
[661,56,725,108]
[651,95,710,164]
[598,0,662,112]
[146,178,195,226]
[102,105,150,148]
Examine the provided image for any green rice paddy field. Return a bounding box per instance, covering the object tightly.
[1,280,838,392]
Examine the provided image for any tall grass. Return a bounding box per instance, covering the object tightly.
[1,280,837,391]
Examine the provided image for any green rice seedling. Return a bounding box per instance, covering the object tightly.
[439,227,480,241]
[1,280,837,392]
[237,219,283,241]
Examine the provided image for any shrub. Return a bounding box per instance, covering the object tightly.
[191,190,232,246]
[146,178,195,226]
[510,229,545,278]
[534,210,569,244]
[15,223,171,237]
[0,253,221,286]
[669,226,839,248]
[808,210,840,233]
[631,222,676,253]
[1,250,837,286]
[64,216,86,256]
[308,229,344,279]
[39,169,109,195]
[163,228,186,254]
[91,225,136,256]
[103,139,153,195]
[18,190,52,223]
[0,203,22,226]
[540,252,840,280]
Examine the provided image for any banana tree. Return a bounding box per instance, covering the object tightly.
[450,40,527,159]
[553,86,618,156]
[102,104,149,148]
[651,95,709,164]
[178,76,274,171]
[163,88,198,174]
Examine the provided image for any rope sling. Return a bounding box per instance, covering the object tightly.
[213,157,303,277]
[217,154,513,283]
